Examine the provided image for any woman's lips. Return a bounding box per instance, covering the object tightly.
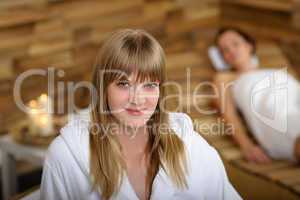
[125,108,144,116]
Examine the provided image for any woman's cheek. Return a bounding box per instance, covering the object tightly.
[148,92,160,110]
[224,53,234,64]
[117,91,130,108]
[109,89,130,111]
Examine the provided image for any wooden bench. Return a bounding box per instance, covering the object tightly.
[12,186,40,200]
[195,115,300,200]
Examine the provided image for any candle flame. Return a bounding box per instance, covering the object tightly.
[29,100,37,108]
[39,94,48,102]
[39,115,48,125]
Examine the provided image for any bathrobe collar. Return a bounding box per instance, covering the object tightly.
[117,166,176,200]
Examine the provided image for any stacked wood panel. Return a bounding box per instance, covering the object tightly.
[0,0,220,133]
[220,0,300,41]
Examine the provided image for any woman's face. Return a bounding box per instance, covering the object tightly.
[107,73,160,128]
[218,30,253,70]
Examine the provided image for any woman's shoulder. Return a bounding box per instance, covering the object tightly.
[168,113,228,177]
[45,116,90,172]
[168,112,193,129]
[168,112,213,152]
[168,112,194,139]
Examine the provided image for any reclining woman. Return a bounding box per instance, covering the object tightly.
[213,27,300,164]
[40,29,241,200]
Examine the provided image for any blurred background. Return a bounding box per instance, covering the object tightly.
[0,0,300,199]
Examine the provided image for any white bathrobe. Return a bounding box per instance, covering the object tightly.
[232,69,300,161]
[40,112,242,200]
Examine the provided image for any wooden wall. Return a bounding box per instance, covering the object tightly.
[0,0,220,133]
[1,0,299,134]
[220,0,300,42]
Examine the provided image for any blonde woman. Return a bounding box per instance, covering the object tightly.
[40,29,241,200]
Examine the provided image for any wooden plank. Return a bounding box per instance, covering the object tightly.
[33,19,72,40]
[166,6,219,37]
[0,26,33,51]
[90,13,165,44]
[222,3,292,30]
[280,175,300,187]
[221,18,300,42]
[12,185,40,200]
[0,95,16,114]
[90,1,174,44]
[256,42,283,56]
[223,0,293,12]
[176,79,216,94]
[260,56,290,69]
[193,116,231,142]
[162,34,194,54]
[177,0,219,8]
[219,146,243,161]
[224,159,300,200]
[166,51,204,70]
[255,42,298,76]
[233,159,293,175]
[0,0,47,10]
[29,36,73,56]
[15,50,74,72]
[64,0,143,21]
[266,168,300,181]
[51,0,143,31]
[292,0,300,29]
[280,41,300,78]
[0,7,48,28]
[210,138,235,149]
[0,110,26,134]
[0,80,12,94]
[166,66,214,81]
[192,28,218,51]
[292,184,300,194]
[67,10,142,35]
[180,94,214,107]
[0,57,14,80]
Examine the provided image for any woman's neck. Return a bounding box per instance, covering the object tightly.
[117,125,149,157]
[237,60,257,74]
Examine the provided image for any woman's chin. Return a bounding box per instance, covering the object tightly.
[119,117,149,128]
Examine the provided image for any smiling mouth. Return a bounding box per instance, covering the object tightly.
[125,108,144,116]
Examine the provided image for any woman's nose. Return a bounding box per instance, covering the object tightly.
[225,47,236,59]
[227,46,235,55]
[129,86,145,105]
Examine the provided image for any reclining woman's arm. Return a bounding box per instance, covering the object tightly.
[213,73,271,164]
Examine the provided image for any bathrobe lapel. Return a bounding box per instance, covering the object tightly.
[116,167,176,200]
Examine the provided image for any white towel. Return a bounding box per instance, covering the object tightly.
[232,69,300,161]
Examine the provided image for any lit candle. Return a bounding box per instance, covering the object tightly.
[28,94,54,136]
[38,93,53,113]
[38,114,53,136]
[28,100,39,136]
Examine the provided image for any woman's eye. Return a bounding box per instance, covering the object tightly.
[116,81,130,88]
[143,82,159,89]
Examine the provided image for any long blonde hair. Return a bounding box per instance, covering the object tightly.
[89,29,187,199]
